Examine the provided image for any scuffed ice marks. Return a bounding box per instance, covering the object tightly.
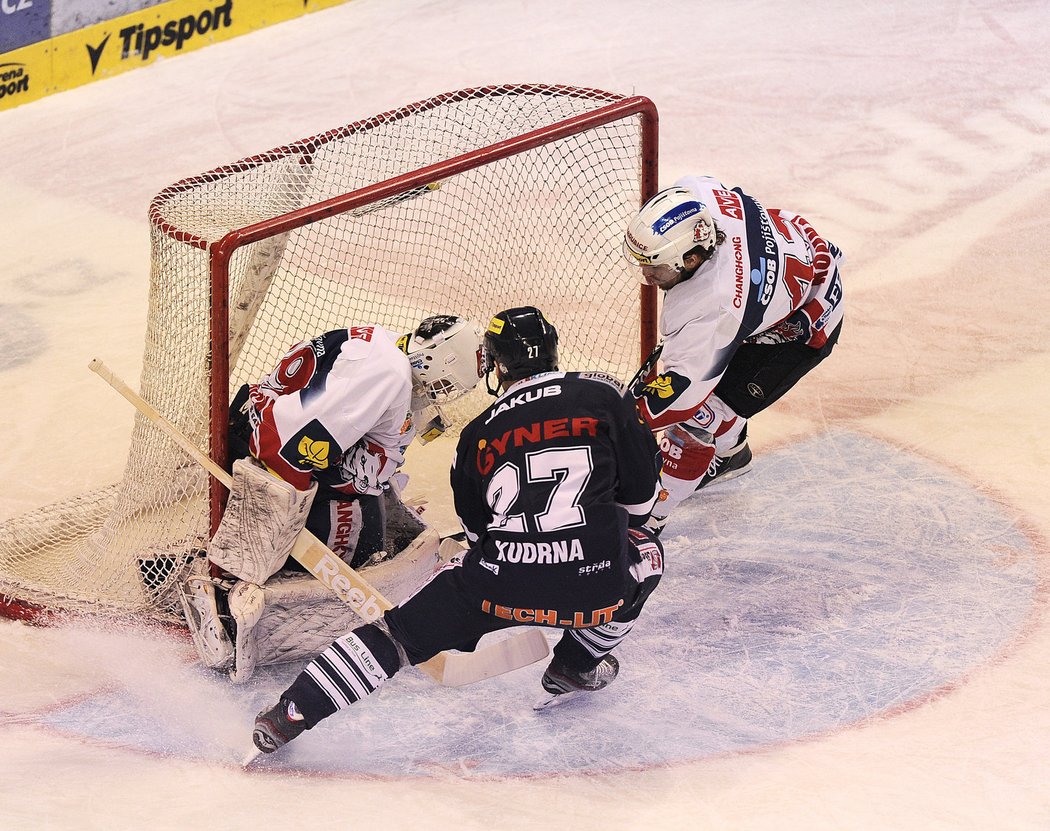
[0,305,45,370]
[30,431,1039,777]
[33,621,258,763]
[242,432,1037,776]
[1,259,115,372]
[655,430,1037,732]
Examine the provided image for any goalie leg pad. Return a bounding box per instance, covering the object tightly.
[227,580,266,684]
[242,526,442,671]
[248,574,362,668]
[208,457,317,584]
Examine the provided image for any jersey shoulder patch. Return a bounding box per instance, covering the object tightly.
[637,370,691,416]
[574,371,626,394]
[279,418,339,473]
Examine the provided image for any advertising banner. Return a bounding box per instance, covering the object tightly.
[1,0,353,112]
[0,0,52,53]
[0,43,46,108]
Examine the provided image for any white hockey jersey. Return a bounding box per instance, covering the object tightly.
[246,326,415,495]
[637,175,844,431]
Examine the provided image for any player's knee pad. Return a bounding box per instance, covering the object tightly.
[660,423,715,480]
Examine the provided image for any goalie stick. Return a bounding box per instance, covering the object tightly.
[88,358,549,688]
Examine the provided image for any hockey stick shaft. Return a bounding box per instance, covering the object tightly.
[625,341,663,398]
[88,359,548,685]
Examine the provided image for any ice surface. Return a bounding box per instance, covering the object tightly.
[2,1,1049,828]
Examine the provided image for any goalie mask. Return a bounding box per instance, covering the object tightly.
[402,315,483,405]
[483,306,559,394]
[622,186,717,271]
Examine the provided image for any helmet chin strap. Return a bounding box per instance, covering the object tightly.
[484,365,505,396]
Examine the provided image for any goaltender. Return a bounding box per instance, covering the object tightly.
[181,315,483,682]
[252,307,665,752]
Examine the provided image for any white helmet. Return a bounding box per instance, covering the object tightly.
[400,315,483,404]
[622,186,718,270]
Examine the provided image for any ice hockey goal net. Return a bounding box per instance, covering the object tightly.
[0,83,659,626]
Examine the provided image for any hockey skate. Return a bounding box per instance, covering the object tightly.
[253,698,306,753]
[535,654,620,710]
[644,513,669,537]
[696,432,752,491]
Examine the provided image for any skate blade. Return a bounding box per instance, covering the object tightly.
[241,745,264,767]
[533,690,581,711]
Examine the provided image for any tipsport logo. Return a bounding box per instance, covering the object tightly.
[86,0,235,74]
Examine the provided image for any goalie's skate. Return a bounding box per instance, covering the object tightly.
[534,654,619,710]
[253,698,306,754]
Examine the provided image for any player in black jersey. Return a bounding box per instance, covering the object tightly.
[252,307,665,753]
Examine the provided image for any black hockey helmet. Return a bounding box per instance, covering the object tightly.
[483,306,559,394]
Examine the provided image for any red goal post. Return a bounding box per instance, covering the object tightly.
[0,83,659,625]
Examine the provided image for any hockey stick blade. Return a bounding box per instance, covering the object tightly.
[439,627,550,687]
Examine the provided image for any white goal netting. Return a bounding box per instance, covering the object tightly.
[0,83,657,625]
